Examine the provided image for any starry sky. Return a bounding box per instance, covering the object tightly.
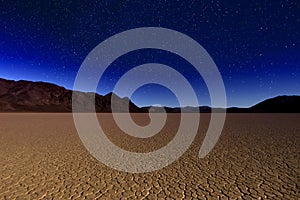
[0,0,299,107]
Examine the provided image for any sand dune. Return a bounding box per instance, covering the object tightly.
[0,113,299,199]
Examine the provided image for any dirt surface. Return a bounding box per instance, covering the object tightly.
[0,113,299,199]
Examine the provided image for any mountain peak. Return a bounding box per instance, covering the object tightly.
[0,78,140,112]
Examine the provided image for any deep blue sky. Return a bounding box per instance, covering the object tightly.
[0,0,299,107]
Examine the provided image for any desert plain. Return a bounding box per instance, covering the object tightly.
[0,113,299,199]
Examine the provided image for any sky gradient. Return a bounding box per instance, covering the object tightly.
[0,0,299,107]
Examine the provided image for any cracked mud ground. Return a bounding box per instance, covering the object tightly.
[0,113,299,199]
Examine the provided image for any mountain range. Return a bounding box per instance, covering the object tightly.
[0,78,299,113]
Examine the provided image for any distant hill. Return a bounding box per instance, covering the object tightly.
[226,96,300,113]
[0,78,141,112]
[250,95,300,113]
[0,78,299,113]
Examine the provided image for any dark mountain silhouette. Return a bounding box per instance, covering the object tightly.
[250,95,300,113]
[0,78,142,112]
[0,78,299,113]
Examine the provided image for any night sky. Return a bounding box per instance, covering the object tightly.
[0,0,299,107]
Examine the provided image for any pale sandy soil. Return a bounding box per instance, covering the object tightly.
[0,113,299,199]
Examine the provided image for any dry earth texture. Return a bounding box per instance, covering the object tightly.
[0,113,299,199]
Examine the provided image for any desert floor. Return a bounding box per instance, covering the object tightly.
[0,113,299,199]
